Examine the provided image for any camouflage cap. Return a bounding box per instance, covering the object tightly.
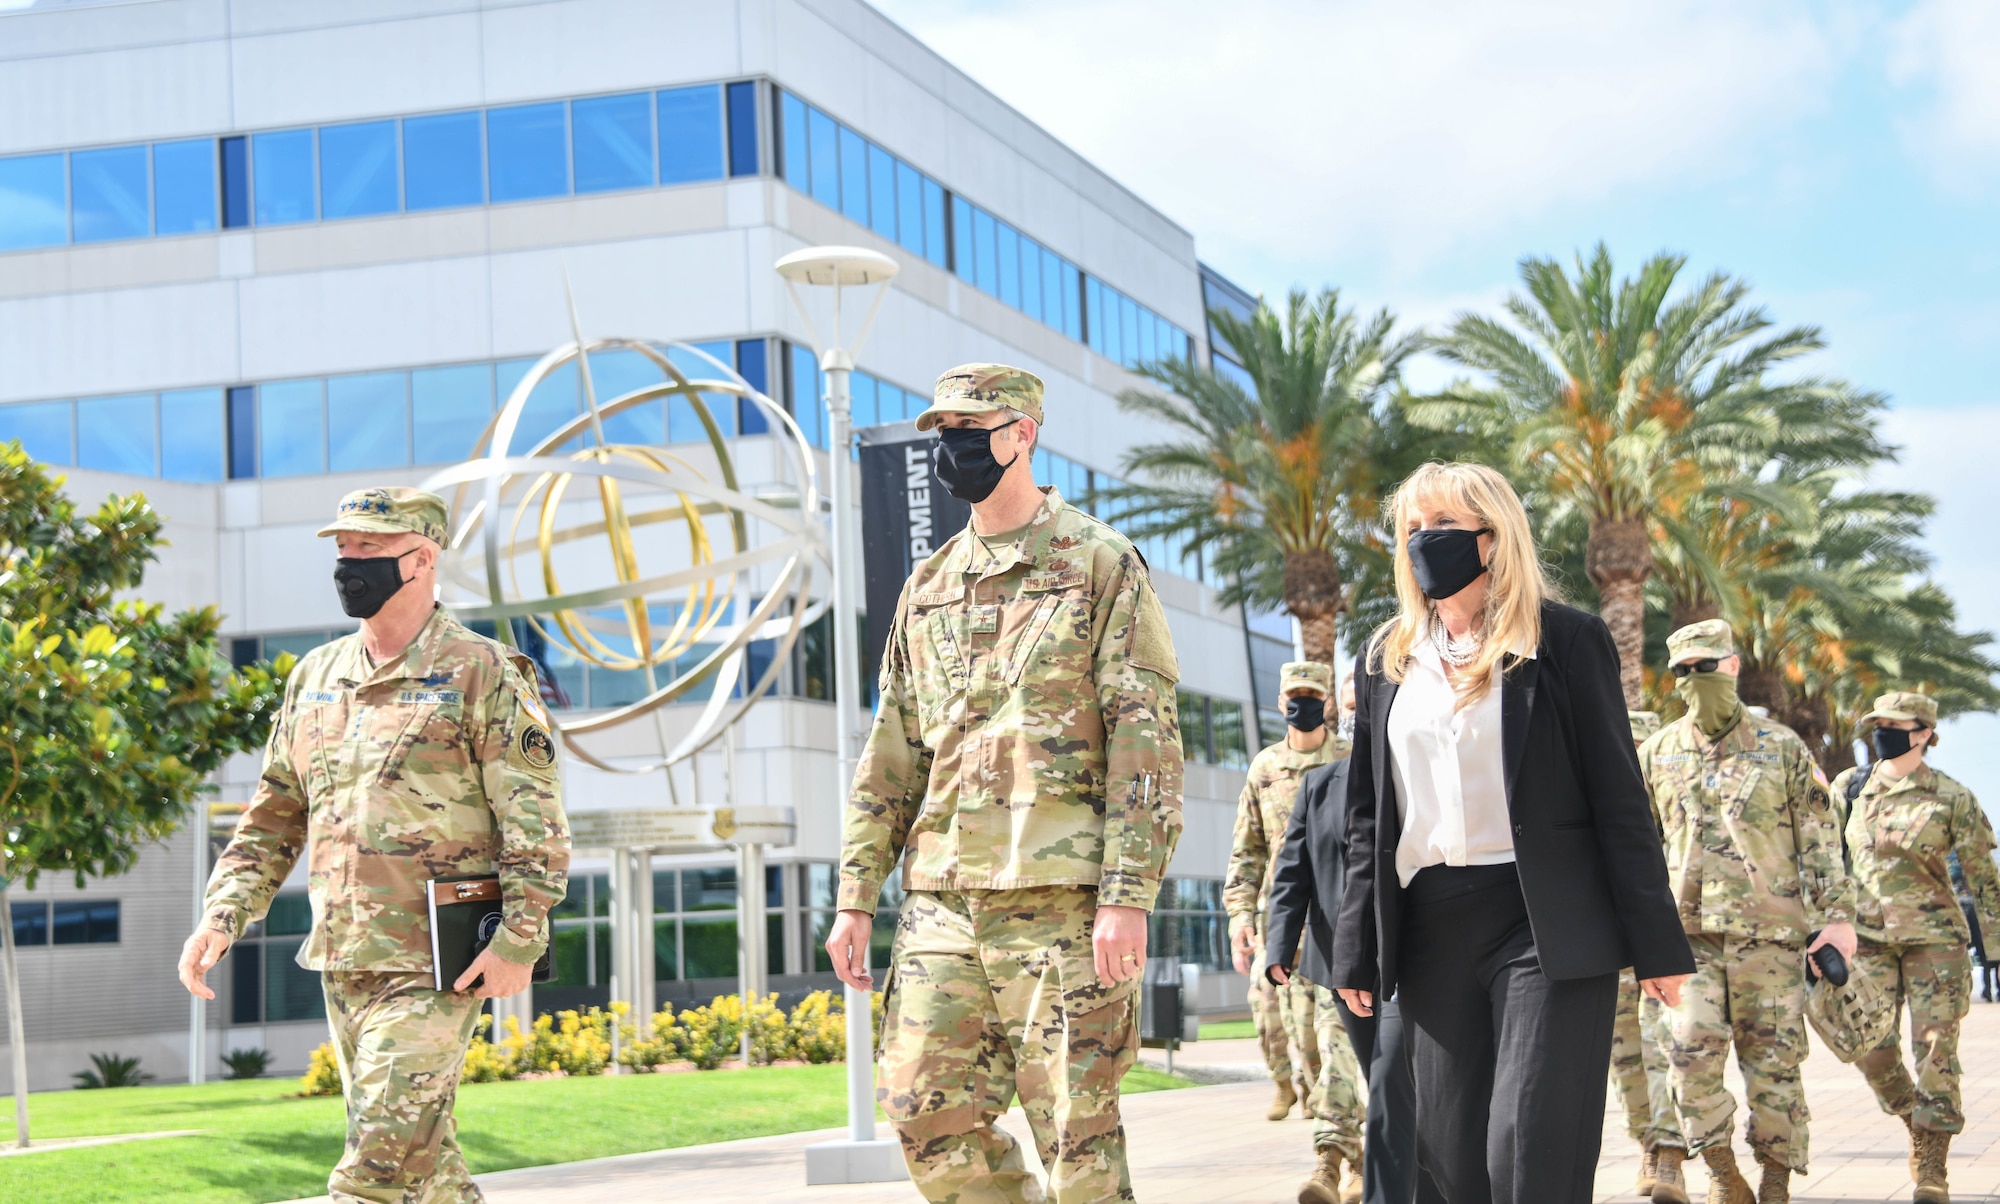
[1805,968,1897,1063]
[1863,690,1940,744]
[1279,661,1333,697]
[1666,618,1735,664]
[914,362,1044,432]
[1628,710,1662,744]
[316,487,450,546]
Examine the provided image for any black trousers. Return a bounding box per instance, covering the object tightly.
[1338,995,1446,1204]
[1398,864,1617,1204]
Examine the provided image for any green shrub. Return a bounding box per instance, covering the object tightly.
[74,1053,153,1089]
[220,1047,272,1080]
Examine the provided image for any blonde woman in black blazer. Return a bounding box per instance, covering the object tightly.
[1329,463,1692,1204]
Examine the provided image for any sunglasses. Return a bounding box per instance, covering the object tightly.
[1671,658,1722,678]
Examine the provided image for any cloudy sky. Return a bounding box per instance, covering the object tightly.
[877,0,2000,788]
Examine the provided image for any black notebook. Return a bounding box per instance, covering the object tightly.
[426,876,556,992]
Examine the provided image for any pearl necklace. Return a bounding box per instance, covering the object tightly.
[1429,610,1484,668]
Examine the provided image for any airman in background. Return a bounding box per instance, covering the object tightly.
[1637,620,1857,1204]
[1614,709,1685,1197]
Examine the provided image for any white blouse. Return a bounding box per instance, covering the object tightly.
[1387,637,1530,887]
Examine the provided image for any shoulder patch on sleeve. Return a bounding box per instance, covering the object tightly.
[1126,579,1180,683]
[508,712,559,777]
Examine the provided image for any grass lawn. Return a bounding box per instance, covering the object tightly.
[1198,1018,1258,1040]
[0,1061,1189,1203]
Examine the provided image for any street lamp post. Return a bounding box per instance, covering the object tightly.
[776,245,905,1185]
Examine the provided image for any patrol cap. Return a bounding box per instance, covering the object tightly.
[317,487,450,546]
[1666,619,1735,664]
[1804,969,1897,1063]
[1862,690,1940,745]
[1280,661,1333,696]
[1628,710,1662,744]
[915,362,1044,432]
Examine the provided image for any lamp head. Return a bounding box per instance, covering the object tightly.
[775,246,900,287]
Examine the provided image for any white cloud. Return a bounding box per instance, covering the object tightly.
[871,0,1845,290]
[1890,0,2000,174]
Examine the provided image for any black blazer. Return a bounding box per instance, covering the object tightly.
[1328,600,1694,997]
[1264,757,1352,989]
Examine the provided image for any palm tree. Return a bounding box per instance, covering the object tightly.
[1099,288,1425,664]
[1420,244,1820,706]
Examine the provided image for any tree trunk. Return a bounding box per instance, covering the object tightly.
[1737,663,1786,715]
[0,880,27,1147]
[1669,596,1721,635]
[1587,518,1652,709]
[1284,548,1343,667]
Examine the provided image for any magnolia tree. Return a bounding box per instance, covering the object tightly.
[0,446,289,1144]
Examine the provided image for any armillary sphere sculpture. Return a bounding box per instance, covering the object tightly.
[420,316,829,777]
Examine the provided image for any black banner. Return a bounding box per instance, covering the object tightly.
[859,421,970,687]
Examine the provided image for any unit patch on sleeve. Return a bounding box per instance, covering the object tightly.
[513,720,558,774]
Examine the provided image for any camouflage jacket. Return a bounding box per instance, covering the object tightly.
[839,488,1184,913]
[203,606,571,971]
[1830,762,2000,947]
[1224,735,1350,939]
[1638,710,1855,943]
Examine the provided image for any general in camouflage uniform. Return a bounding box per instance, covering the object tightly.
[190,489,570,1204]
[839,365,1184,1204]
[1638,621,1856,1204]
[1612,710,1684,1196]
[1830,691,2000,1202]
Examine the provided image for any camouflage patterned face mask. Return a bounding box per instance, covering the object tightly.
[1677,670,1740,737]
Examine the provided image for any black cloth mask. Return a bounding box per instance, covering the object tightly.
[1872,725,1924,762]
[1284,696,1326,732]
[933,419,1021,504]
[334,550,416,619]
[1406,527,1493,600]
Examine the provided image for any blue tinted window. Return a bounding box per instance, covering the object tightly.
[838,126,868,224]
[950,194,972,280]
[996,222,1020,308]
[488,102,568,202]
[895,160,923,256]
[412,363,492,464]
[259,379,325,477]
[923,179,947,268]
[851,372,878,429]
[319,120,398,219]
[1061,261,1082,339]
[1042,250,1063,329]
[1019,238,1043,322]
[807,107,838,209]
[868,144,896,240]
[327,372,409,471]
[512,360,578,450]
[726,80,759,177]
[658,85,723,185]
[220,137,249,228]
[789,342,824,448]
[972,208,996,295]
[0,153,68,250]
[779,91,808,192]
[52,900,118,945]
[0,400,72,463]
[666,341,736,441]
[227,386,255,477]
[404,111,483,210]
[1086,279,1105,355]
[251,129,315,225]
[70,146,149,243]
[736,339,770,435]
[590,348,663,444]
[77,394,157,475]
[153,140,216,234]
[1121,293,1140,368]
[161,388,224,482]
[9,901,46,948]
[573,93,653,193]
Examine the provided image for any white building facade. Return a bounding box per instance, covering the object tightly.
[0,0,1293,1089]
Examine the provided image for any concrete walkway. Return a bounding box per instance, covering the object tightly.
[283,1001,2000,1202]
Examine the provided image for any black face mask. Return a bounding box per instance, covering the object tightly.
[333,550,417,619]
[1406,527,1492,600]
[1872,725,1925,762]
[1284,696,1326,732]
[933,419,1021,504]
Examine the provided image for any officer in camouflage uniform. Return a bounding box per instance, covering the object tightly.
[826,364,1184,1204]
[1830,691,2000,1203]
[179,488,570,1204]
[1227,660,1349,1123]
[1638,620,1856,1204]
[1614,709,1685,1196]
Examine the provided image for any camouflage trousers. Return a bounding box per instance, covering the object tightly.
[1278,973,1322,1110]
[1669,935,1810,1171]
[322,970,486,1204]
[1611,968,1682,1149]
[1249,969,1295,1086]
[1852,939,1973,1134]
[1308,984,1367,1161]
[879,888,1139,1204]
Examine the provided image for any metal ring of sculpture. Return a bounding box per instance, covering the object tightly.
[420,338,829,775]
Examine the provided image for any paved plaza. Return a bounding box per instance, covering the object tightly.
[281,1002,2000,1203]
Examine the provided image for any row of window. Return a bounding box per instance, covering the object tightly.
[1179,689,1252,769]
[775,87,1190,372]
[0,82,755,250]
[7,899,120,947]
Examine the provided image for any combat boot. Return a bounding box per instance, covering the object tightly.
[1651,1145,1690,1204]
[1755,1153,1789,1204]
[1913,1127,1952,1204]
[1268,1078,1298,1121]
[1639,1143,1658,1196]
[1296,1144,1343,1204]
[1701,1145,1756,1204]
[1340,1150,1362,1204]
